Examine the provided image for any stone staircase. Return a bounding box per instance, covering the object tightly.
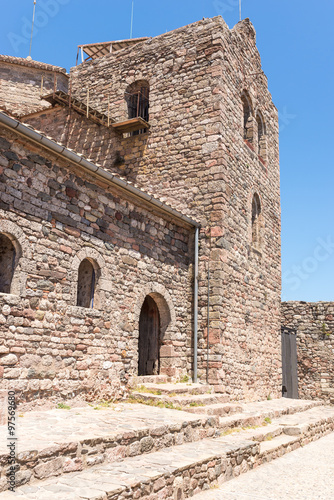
[129,377,242,416]
[0,387,333,499]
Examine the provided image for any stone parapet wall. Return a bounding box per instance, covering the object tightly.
[282,301,334,401]
[0,127,193,402]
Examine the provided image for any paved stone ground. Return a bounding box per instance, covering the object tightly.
[192,431,334,500]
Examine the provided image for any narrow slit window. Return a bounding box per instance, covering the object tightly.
[77,259,96,308]
[0,234,16,294]
[256,112,266,159]
[241,92,253,143]
[252,193,262,250]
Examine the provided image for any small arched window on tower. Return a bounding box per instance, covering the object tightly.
[251,193,262,251]
[125,80,149,135]
[241,92,253,144]
[77,259,97,308]
[0,234,16,294]
[256,111,266,160]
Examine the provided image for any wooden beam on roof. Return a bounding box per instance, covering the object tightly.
[77,37,150,61]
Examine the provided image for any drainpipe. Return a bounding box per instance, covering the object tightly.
[206,262,210,384]
[193,227,199,383]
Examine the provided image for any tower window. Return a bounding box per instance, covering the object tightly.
[256,112,266,160]
[125,80,149,135]
[241,92,253,143]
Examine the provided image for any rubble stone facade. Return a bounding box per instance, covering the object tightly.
[0,55,68,118]
[0,15,282,402]
[0,127,193,402]
[282,301,334,401]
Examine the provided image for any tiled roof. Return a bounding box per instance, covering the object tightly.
[0,55,68,75]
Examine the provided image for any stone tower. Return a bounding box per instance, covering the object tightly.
[68,17,282,399]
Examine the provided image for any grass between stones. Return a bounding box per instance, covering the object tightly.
[126,395,183,411]
[221,420,272,436]
[56,402,71,410]
[132,385,162,396]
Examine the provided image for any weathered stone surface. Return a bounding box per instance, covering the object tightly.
[0,354,18,366]
[63,457,83,473]
[33,457,63,479]
[0,56,68,117]
[140,436,154,453]
[282,301,334,401]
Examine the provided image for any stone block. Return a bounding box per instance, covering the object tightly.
[0,354,18,366]
[34,457,63,479]
[160,345,175,358]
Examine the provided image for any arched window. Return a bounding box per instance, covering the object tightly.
[77,259,96,308]
[256,111,266,159]
[241,92,253,143]
[125,80,149,135]
[251,193,262,250]
[0,234,16,294]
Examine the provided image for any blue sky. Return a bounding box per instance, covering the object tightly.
[1,0,333,301]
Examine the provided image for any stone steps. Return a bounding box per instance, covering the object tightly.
[130,375,169,386]
[218,398,322,432]
[184,402,244,416]
[135,383,214,395]
[130,392,227,408]
[7,404,334,499]
[0,399,325,494]
[0,404,219,493]
[129,382,322,419]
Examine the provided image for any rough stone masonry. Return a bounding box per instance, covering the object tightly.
[0,15,282,403]
[282,301,334,402]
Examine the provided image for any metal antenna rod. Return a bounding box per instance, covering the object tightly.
[28,0,37,59]
[130,1,134,39]
[239,0,242,21]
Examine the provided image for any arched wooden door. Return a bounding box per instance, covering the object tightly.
[138,296,160,376]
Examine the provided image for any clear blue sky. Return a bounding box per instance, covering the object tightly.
[1,0,333,302]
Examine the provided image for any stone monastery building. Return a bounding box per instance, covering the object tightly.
[0,16,282,403]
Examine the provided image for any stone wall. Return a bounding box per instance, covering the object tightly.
[22,106,121,170]
[282,301,334,401]
[69,16,281,400]
[0,126,194,403]
[0,56,68,117]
